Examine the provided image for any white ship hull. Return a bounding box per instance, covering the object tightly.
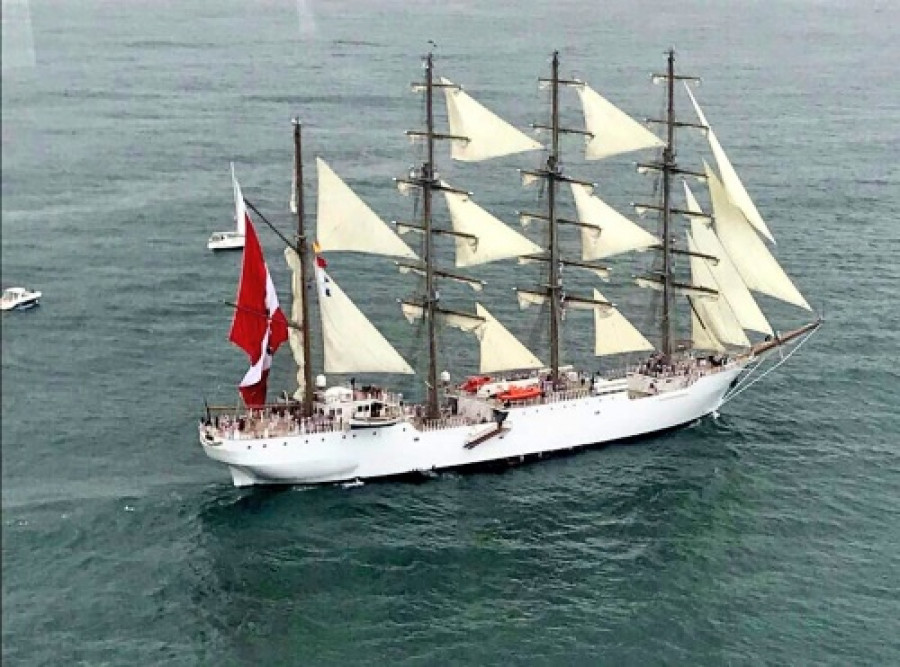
[200,365,743,487]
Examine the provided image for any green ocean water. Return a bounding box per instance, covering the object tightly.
[2,0,899,664]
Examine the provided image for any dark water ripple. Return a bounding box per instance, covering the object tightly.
[3,0,900,664]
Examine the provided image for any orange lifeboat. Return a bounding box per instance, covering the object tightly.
[496,385,542,402]
[460,375,492,393]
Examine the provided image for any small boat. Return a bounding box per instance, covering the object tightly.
[347,395,405,429]
[1,287,41,311]
[476,376,542,399]
[207,163,247,251]
[495,385,542,402]
[460,375,493,393]
[349,413,403,429]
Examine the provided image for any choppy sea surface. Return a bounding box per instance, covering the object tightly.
[3,0,899,664]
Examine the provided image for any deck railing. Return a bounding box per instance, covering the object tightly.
[202,358,743,442]
[203,409,345,441]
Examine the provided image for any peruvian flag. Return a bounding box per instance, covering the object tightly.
[229,219,289,407]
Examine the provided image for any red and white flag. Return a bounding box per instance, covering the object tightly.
[229,220,288,407]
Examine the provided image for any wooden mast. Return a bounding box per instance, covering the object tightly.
[638,50,704,357]
[399,51,488,418]
[524,51,602,383]
[547,51,562,385]
[661,49,676,358]
[423,52,439,420]
[292,118,314,415]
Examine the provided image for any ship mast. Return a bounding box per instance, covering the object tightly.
[292,118,314,415]
[521,52,606,383]
[422,53,439,419]
[661,49,675,358]
[641,49,701,358]
[398,52,480,418]
[547,51,562,383]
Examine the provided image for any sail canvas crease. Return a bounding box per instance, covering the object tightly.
[576,84,665,160]
[311,267,414,375]
[316,158,418,259]
[684,84,775,243]
[475,304,544,373]
[571,183,658,259]
[705,164,811,310]
[592,289,654,356]
[687,232,751,348]
[440,77,542,161]
[442,188,542,266]
[683,182,773,335]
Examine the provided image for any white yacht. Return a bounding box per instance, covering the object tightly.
[1,287,41,311]
[207,162,247,251]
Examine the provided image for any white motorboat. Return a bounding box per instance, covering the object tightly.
[1,287,42,311]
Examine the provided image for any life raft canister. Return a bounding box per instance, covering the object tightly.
[496,385,542,402]
[460,375,492,393]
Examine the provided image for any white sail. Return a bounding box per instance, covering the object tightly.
[231,163,247,236]
[521,171,541,188]
[571,183,658,259]
[440,77,542,162]
[576,84,665,160]
[683,182,773,335]
[684,84,775,243]
[395,179,415,197]
[400,302,484,333]
[691,310,725,352]
[400,302,542,372]
[681,179,704,218]
[316,158,418,259]
[592,289,654,356]
[284,247,307,398]
[517,290,546,309]
[687,231,751,348]
[315,267,414,375]
[442,188,542,267]
[705,164,811,310]
[475,304,544,373]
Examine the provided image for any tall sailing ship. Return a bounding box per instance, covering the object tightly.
[199,50,822,488]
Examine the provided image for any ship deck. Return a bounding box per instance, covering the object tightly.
[201,357,740,443]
